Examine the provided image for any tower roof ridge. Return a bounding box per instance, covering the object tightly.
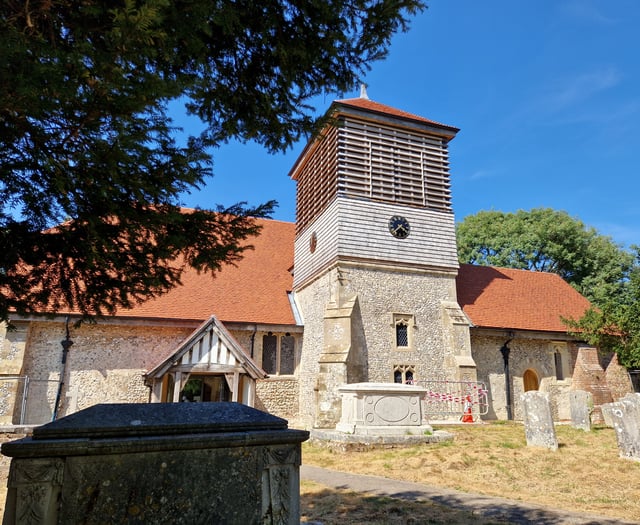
[334,97,459,133]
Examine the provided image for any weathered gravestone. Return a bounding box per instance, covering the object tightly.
[1,402,309,524]
[521,391,558,451]
[569,390,593,432]
[603,393,640,461]
[601,402,615,428]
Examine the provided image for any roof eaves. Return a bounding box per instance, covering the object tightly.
[333,98,460,135]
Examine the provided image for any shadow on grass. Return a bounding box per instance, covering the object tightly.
[301,467,632,525]
[301,485,511,525]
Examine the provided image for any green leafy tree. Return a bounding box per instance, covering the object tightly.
[457,208,640,367]
[565,247,640,368]
[456,208,632,305]
[0,0,425,322]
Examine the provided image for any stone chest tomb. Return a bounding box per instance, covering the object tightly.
[1,402,309,524]
[336,382,433,436]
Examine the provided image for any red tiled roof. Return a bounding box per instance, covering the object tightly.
[42,216,590,334]
[118,218,296,325]
[335,98,459,133]
[456,264,592,333]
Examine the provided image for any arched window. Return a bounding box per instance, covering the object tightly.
[393,364,416,384]
[396,321,409,347]
[393,313,414,350]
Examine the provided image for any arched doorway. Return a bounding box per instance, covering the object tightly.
[523,369,539,392]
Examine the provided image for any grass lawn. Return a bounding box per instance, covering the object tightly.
[300,422,640,524]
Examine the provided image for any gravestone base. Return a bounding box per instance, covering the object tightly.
[309,428,453,452]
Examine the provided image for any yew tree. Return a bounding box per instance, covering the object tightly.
[0,0,424,322]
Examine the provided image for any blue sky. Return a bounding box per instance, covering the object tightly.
[177,1,640,248]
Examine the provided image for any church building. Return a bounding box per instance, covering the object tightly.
[0,94,632,428]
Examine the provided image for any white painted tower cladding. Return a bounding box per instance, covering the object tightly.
[290,97,475,428]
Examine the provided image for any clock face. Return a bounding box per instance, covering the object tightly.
[388,215,410,239]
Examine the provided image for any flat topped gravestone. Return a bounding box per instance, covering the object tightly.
[30,401,288,440]
[336,383,433,436]
[2,402,309,525]
[521,391,558,451]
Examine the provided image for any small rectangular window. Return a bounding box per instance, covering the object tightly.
[262,333,278,375]
[280,335,296,375]
[552,342,568,381]
[262,332,297,376]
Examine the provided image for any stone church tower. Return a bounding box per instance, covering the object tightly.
[290,92,475,429]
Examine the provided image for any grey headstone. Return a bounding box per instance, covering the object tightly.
[569,390,593,431]
[601,403,615,428]
[604,393,640,461]
[521,391,558,451]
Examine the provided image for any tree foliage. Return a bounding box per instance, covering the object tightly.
[0,0,425,322]
[457,208,640,367]
[456,208,632,305]
[565,247,640,368]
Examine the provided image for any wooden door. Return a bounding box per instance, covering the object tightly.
[523,369,539,391]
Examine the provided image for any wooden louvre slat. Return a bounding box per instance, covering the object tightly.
[296,114,453,232]
[336,119,452,211]
[295,125,338,233]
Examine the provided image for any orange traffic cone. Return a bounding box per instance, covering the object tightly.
[461,395,473,423]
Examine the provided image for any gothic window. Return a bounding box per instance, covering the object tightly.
[262,332,297,376]
[393,314,414,350]
[554,351,564,381]
[396,322,409,347]
[394,364,416,384]
[551,342,569,381]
